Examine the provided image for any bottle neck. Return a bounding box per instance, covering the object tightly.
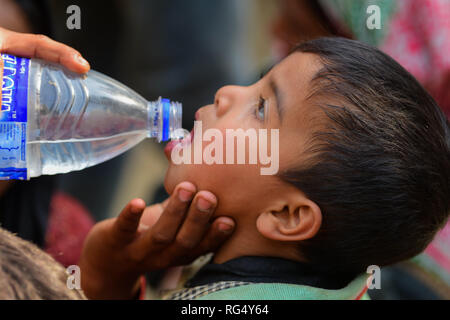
[147,97,183,142]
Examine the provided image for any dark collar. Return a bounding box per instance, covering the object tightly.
[185,256,357,290]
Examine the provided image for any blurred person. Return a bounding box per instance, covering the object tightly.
[0,227,86,299]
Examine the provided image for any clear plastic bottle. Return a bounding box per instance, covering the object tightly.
[0,54,182,180]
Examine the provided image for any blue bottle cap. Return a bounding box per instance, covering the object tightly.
[161,98,171,141]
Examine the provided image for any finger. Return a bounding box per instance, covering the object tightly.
[0,28,90,74]
[161,197,170,209]
[171,191,217,252]
[112,198,146,244]
[139,203,165,228]
[190,216,235,257]
[141,182,196,248]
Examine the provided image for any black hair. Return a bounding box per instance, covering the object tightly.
[0,227,85,299]
[280,37,450,275]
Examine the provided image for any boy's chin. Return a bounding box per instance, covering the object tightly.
[163,171,177,196]
[163,166,191,196]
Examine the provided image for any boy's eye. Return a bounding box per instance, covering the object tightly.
[255,96,266,121]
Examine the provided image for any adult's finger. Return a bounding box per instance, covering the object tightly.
[189,216,235,258]
[111,198,146,244]
[0,28,90,74]
[141,182,196,249]
[160,215,235,267]
[171,191,217,252]
[139,203,165,229]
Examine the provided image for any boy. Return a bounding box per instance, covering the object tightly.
[80,37,449,300]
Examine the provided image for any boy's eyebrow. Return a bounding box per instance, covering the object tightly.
[269,77,284,121]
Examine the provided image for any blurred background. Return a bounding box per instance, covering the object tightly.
[0,0,448,299]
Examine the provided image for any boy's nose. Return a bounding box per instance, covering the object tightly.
[214,85,245,117]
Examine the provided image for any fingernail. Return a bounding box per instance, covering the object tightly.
[178,189,193,202]
[218,223,233,233]
[197,198,213,212]
[75,54,89,66]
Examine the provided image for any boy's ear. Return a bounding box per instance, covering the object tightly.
[256,197,322,242]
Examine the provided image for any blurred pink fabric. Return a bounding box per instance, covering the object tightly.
[380,0,450,118]
[44,192,95,267]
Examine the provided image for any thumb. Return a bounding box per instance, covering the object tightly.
[112,198,146,244]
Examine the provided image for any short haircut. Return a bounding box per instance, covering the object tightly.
[0,227,85,299]
[280,37,450,275]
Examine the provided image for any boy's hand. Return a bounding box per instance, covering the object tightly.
[79,182,235,300]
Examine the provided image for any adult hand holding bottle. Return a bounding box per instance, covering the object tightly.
[0,27,89,190]
[0,27,90,76]
[0,27,90,104]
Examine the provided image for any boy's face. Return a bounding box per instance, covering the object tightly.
[163,52,323,220]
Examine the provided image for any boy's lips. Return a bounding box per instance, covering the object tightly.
[164,129,194,159]
[164,109,201,159]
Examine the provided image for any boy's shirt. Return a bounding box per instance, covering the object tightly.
[156,255,369,300]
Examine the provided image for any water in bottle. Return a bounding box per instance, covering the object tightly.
[0,53,183,180]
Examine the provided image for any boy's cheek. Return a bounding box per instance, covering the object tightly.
[164,162,234,196]
[164,161,265,217]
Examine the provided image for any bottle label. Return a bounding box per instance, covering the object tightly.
[0,54,29,180]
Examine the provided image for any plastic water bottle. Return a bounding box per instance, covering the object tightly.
[0,54,183,180]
